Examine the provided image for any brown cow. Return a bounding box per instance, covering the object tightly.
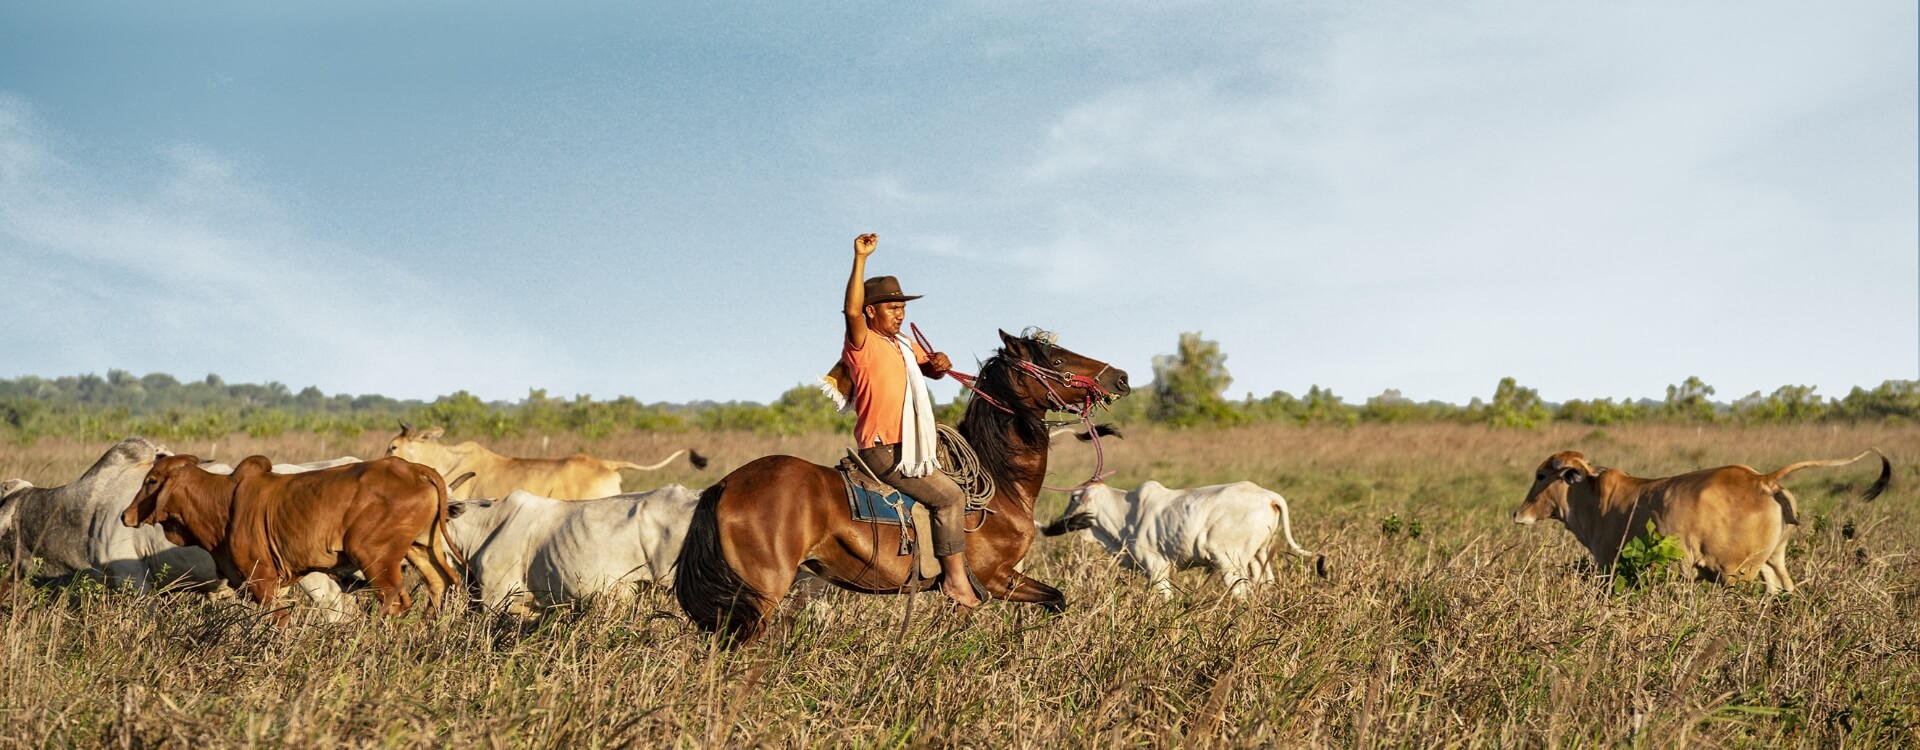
[386,422,706,500]
[122,454,461,618]
[1512,449,1891,593]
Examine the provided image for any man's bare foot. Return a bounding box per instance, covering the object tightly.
[942,580,982,608]
[936,553,984,608]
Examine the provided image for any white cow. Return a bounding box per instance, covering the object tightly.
[0,438,220,591]
[446,485,701,616]
[1042,480,1323,598]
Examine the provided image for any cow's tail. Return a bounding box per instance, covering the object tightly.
[673,480,768,646]
[1266,492,1327,579]
[421,469,465,587]
[610,448,708,472]
[1767,448,1892,501]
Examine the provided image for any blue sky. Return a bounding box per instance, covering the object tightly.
[2,2,1914,406]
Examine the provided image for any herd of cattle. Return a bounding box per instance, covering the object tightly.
[0,427,1895,622]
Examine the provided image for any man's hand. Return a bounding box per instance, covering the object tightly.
[927,352,952,377]
[854,233,878,258]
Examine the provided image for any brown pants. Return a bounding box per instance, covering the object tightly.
[858,443,969,558]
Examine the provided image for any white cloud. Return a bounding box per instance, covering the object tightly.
[859,2,1918,402]
[0,95,581,400]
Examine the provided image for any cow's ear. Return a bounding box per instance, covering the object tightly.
[421,427,445,441]
[447,502,468,519]
[1560,467,1585,484]
[398,420,415,437]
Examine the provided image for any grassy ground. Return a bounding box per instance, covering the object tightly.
[2,423,1917,747]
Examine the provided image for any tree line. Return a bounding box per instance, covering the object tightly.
[1136,332,1920,428]
[2,333,1915,443]
[0,372,854,443]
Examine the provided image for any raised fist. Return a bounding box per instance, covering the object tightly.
[854,233,878,257]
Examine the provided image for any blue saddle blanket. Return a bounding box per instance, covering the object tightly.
[848,483,920,524]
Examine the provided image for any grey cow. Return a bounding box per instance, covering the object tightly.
[446,485,701,616]
[0,438,220,591]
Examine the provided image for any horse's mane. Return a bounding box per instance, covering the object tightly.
[957,344,1050,490]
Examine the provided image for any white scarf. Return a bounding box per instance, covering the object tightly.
[890,334,942,478]
[819,334,943,478]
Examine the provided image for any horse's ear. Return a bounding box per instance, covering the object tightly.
[997,329,1020,350]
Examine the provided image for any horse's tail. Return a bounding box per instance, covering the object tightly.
[673,480,769,645]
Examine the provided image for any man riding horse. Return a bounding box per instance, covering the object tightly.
[675,234,1127,644]
[836,233,983,607]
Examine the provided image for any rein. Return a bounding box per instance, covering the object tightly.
[911,323,1117,494]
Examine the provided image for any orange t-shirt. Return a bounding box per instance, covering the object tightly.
[842,333,929,447]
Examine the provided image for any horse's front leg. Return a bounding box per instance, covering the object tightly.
[991,569,1067,613]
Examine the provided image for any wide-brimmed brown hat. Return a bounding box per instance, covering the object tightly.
[863,276,923,305]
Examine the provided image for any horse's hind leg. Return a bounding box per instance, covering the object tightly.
[739,565,802,639]
[788,570,837,614]
[994,571,1067,613]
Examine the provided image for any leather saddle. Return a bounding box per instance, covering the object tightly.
[837,451,940,578]
[838,454,917,523]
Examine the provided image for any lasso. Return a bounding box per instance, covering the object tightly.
[934,423,996,518]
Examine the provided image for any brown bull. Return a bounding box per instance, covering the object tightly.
[122,454,461,618]
[1512,449,1891,593]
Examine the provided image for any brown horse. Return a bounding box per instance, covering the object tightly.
[675,329,1130,644]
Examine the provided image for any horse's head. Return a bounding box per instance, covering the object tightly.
[995,328,1130,413]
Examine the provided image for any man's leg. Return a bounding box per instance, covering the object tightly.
[860,445,983,607]
[888,471,978,603]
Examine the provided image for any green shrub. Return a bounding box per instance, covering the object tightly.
[1613,520,1685,593]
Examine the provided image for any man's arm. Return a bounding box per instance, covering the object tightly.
[844,233,877,349]
[920,352,952,380]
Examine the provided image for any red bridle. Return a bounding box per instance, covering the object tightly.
[911,324,1117,493]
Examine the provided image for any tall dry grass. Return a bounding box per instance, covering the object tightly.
[2,424,1917,747]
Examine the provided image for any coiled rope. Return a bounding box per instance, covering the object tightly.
[935,423,996,516]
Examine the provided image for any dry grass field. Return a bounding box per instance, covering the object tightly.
[2,423,1917,747]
